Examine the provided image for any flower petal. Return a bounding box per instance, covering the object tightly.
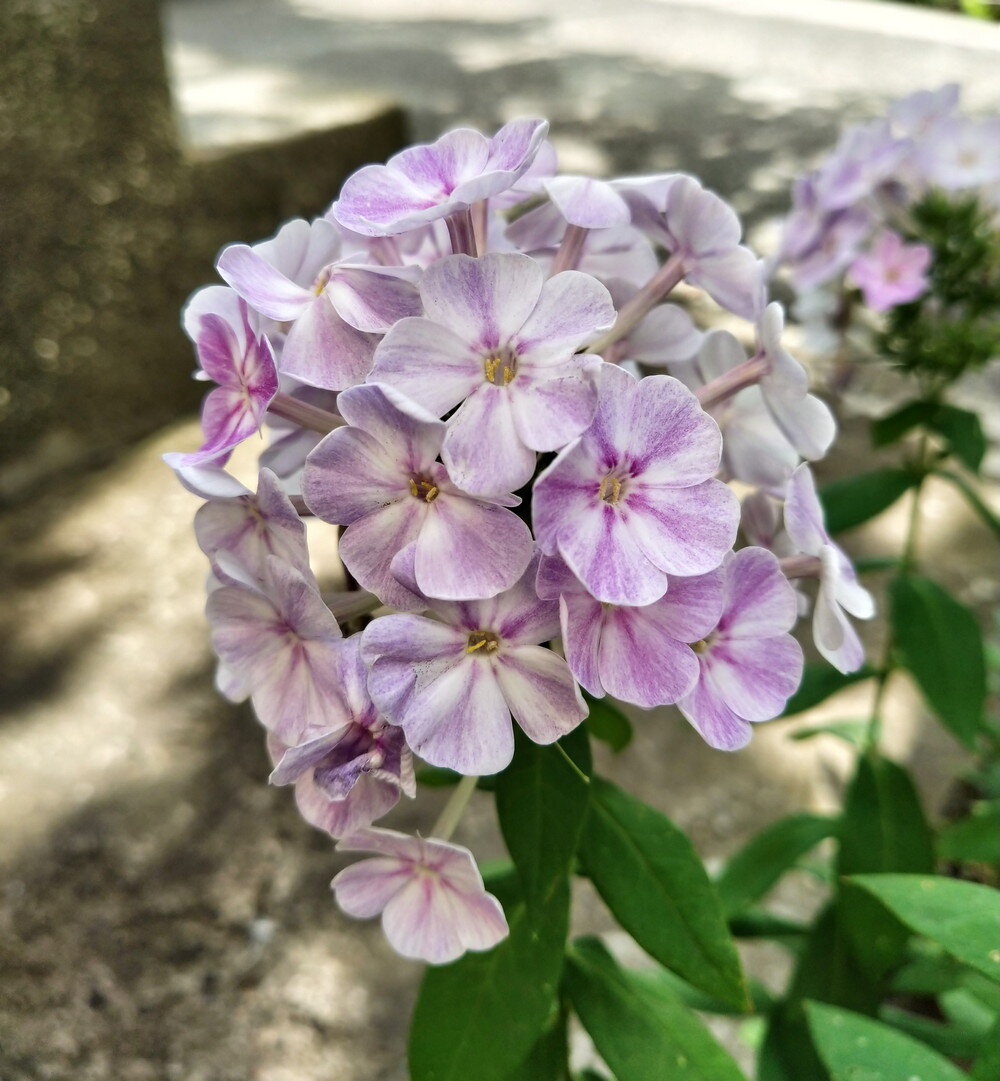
[494,645,587,745]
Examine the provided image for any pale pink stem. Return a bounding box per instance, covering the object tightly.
[780,554,822,580]
[446,208,477,256]
[324,589,381,621]
[268,393,343,435]
[470,199,489,256]
[588,252,685,355]
[549,224,589,276]
[697,354,769,410]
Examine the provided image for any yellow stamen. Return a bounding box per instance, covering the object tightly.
[502,365,516,385]
[599,475,622,505]
[408,477,419,497]
[466,630,500,654]
[692,639,709,653]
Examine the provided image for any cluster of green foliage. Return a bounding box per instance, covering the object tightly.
[402,190,999,1079]
[883,0,1000,21]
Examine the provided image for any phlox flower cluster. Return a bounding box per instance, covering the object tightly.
[168,118,872,964]
[774,84,1000,338]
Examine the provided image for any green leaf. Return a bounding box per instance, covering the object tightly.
[890,575,986,747]
[782,663,875,716]
[871,401,936,447]
[790,720,869,745]
[728,909,810,941]
[930,403,987,473]
[972,1016,1000,1081]
[584,695,633,751]
[837,752,935,981]
[580,777,747,1009]
[847,874,1000,983]
[936,467,1000,541]
[409,877,570,1081]
[805,1001,968,1081]
[820,468,918,533]
[415,766,462,787]
[881,1001,992,1060]
[938,801,1000,864]
[495,726,591,911]
[564,938,748,1081]
[714,813,835,917]
[507,1010,570,1081]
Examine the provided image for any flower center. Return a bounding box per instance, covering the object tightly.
[483,347,518,386]
[312,267,332,296]
[598,472,627,505]
[466,630,500,654]
[408,474,440,502]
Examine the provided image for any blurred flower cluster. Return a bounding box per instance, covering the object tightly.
[167,119,872,963]
[774,85,1000,378]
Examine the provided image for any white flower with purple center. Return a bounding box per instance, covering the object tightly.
[207,554,346,745]
[678,547,804,751]
[849,230,931,312]
[268,638,415,839]
[537,554,723,708]
[303,383,534,609]
[532,363,739,607]
[784,464,875,674]
[331,118,549,237]
[369,251,616,496]
[332,828,508,964]
[360,556,586,776]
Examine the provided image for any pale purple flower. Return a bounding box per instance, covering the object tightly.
[784,464,875,674]
[268,637,415,838]
[216,217,421,390]
[303,383,533,608]
[673,330,798,491]
[171,298,278,467]
[207,554,347,744]
[360,556,586,775]
[369,251,615,496]
[194,467,309,579]
[537,554,723,708]
[331,118,549,236]
[533,363,738,606]
[849,230,931,312]
[790,206,873,292]
[917,115,1000,191]
[626,174,763,319]
[755,303,837,461]
[678,547,804,751]
[332,828,508,964]
[813,120,909,211]
[889,84,959,139]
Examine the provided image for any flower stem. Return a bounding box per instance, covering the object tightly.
[446,208,478,257]
[432,774,479,841]
[697,354,769,410]
[780,554,822,579]
[549,224,589,276]
[267,393,343,435]
[587,252,685,355]
[323,589,381,621]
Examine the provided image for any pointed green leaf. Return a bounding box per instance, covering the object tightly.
[936,468,1000,541]
[408,878,570,1081]
[972,1016,1000,1080]
[584,695,633,751]
[782,663,874,716]
[820,468,918,533]
[715,813,835,917]
[938,801,1000,865]
[806,1002,968,1081]
[580,777,747,1009]
[506,1010,571,1081]
[847,874,1000,983]
[930,404,987,473]
[871,401,937,447]
[790,720,869,745]
[564,938,747,1081]
[890,575,986,747]
[495,726,591,911]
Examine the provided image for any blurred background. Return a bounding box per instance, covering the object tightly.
[1,1,998,1078]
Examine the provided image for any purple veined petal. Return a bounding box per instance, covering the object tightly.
[558,502,670,606]
[182,284,246,345]
[270,729,347,786]
[626,303,705,366]
[505,200,566,252]
[624,374,723,484]
[392,128,491,194]
[597,605,701,707]
[510,363,599,453]
[720,389,799,491]
[580,362,641,470]
[180,385,266,466]
[758,303,810,398]
[217,243,312,321]
[421,252,545,352]
[721,547,800,639]
[164,457,246,499]
[338,500,428,611]
[485,117,549,174]
[559,592,607,698]
[280,295,378,391]
[333,162,438,236]
[741,489,783,551]
[304,426,413,524]
[338,381,446,454]
[413,492,534,601]
[826,546,875,620]
[296,772,402,839]
[536,551,585,601]
[784,464,828,556]
[494,644,587,745]
[665,176,743,255]
[543,175,631,229]
[442,385,537,497]
[514,270,616,366]
[677,672,753,752]
[813,577,866,674]
[216,660,252,702]
[628,480,740,578]
[370,316,483,416]
[705,633,803,722]
[531,439,602,555]
[685,247,763,320]
[650,567,725,642]
[195,313,243,387]
[332,856,411,917]
[578,225,660,287]
[253,217,342,288]
[490,555,562,646]
[695,329,745,384]
[326,266,422,333]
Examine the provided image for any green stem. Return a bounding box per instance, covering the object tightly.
[431,773,479,841]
